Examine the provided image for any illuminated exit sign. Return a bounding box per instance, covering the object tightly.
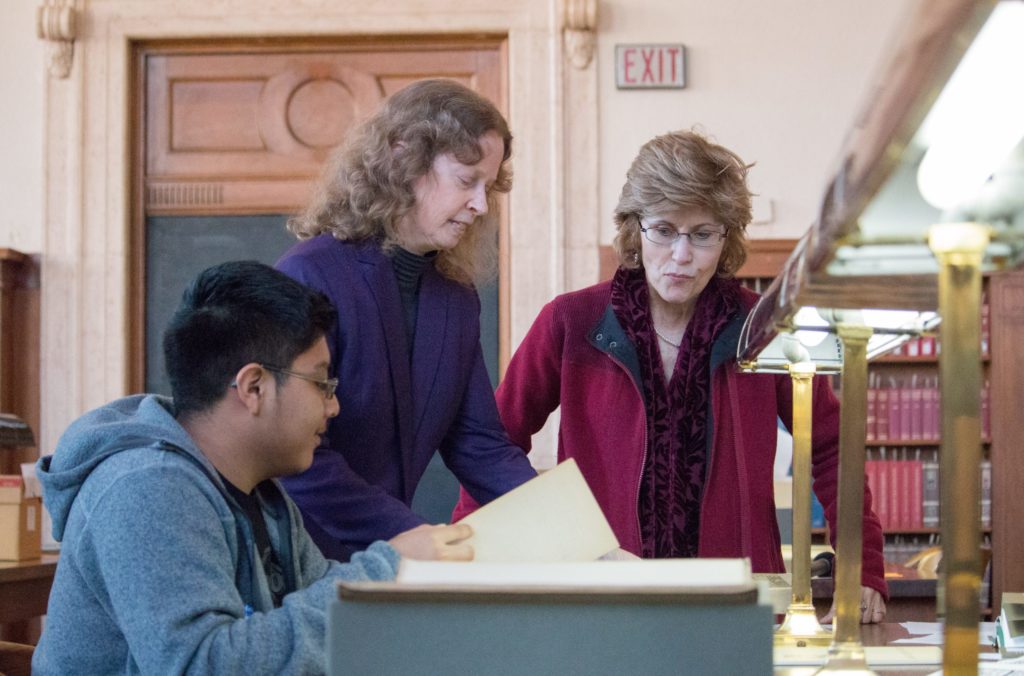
[615,44,686,89]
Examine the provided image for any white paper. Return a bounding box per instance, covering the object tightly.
[892,622,999,647]
[902,621,944,635]
[774,645,942,667]
[455,458,619,563]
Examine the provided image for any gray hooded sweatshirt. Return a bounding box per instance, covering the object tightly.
[32,394,398,675]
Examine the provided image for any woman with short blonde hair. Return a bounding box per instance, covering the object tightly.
[455,129,889,624]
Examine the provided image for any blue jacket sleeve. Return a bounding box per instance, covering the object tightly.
[284,446,427,553]
[438,338,537,505]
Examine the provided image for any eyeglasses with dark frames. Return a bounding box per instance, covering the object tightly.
[260,364,338,400]
[638,222,727,248]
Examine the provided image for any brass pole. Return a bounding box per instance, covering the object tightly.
[819,322,875,674]
[929,222,988,676]
[776,360,832,646]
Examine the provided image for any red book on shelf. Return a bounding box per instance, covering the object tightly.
[877,386,890,440]
[888,378,902,441]
[888,459,900,530]
[900,459,913,530]
[899,385,913,444]
[866,377,877,442]
[908,458,923,529]
[887,460,900,531]
[920,335,936,357]
[924,378,939,441]
[910,377,924,441]
[890,459,902,530]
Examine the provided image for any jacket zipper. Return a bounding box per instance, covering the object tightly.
[602,350,649,553]
[695,368,724,556]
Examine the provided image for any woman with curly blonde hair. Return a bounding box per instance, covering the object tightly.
[277,79,535,562]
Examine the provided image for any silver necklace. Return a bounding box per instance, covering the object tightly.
[654,327,681,349]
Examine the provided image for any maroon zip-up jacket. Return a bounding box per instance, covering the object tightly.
[453,279,887,597]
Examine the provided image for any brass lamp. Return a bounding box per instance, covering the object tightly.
[740,301,933,670]
[738,319,840,648]
[737,1,1024,672]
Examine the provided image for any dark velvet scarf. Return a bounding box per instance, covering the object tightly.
[610,266,741,558]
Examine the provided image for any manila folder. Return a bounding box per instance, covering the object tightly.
[455,458,619,562]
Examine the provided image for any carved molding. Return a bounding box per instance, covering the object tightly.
[39,0,589,460]
[37,0,77,79]
[257,64,384,161]
[562,0,597,70]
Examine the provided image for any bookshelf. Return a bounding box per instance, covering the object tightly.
[737,241,1024,617]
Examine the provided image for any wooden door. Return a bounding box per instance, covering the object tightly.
[132,37,508,522]
[132,36,508,393]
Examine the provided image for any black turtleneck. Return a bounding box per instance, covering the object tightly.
[391,247,436,352]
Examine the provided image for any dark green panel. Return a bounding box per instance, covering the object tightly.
[145,215,303,395]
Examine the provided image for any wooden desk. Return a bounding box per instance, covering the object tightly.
[0,554,58,643]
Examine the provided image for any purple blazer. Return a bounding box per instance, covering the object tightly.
[276,235,536,559]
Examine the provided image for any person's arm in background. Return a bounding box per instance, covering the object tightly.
[282,447,429,552]
[451,299,565,520]
[439,338,537,504]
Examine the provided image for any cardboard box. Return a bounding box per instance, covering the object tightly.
[0,475,42,561]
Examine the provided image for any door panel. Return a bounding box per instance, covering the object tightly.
[144,39,504,215]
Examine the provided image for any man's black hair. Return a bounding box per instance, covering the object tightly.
[162,261,337,417]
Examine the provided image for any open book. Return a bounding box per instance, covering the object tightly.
[357,458,756,599]
[395,557,754,593]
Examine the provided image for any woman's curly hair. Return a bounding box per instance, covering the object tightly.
[289,79,512,286]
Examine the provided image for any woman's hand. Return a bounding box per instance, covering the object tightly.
[821,586,887,624]
[388,523,474,561]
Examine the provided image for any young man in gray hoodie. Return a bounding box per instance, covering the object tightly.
[32,261,471,675]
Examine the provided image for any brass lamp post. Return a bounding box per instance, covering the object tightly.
[774,337,832,647]
[929,222,989,675]
[819,320,876,675]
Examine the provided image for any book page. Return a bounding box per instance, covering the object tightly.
[396,558,754,589]
[454,458,619,563]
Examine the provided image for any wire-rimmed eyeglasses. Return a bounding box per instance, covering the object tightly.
[261,364,338,400]
[639,222,727,248]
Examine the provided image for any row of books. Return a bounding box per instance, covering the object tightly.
[864,450,992,531]
[880,295,989,358]
[865,374,991,442]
